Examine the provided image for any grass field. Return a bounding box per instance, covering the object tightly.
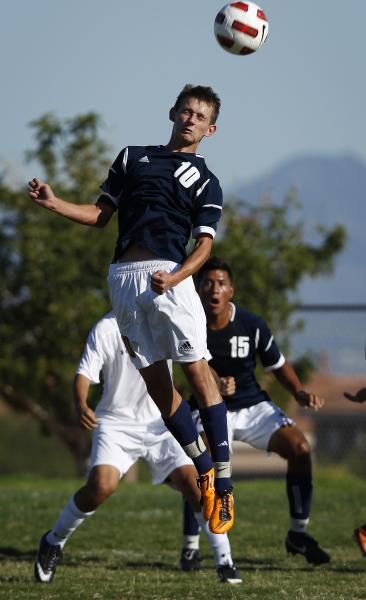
[0,472,366,600]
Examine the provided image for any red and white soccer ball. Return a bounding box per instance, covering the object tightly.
[214,1,269,55]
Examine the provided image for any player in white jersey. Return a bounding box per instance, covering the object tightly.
[34,313,241,584]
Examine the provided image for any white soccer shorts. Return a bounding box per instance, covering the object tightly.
[108,260,208,369]
[192,400,294,452]
[90,423,193,484]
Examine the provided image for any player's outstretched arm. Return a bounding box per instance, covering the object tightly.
[28,178,114,227]
[73,373,98,430]
[273,361,325,411]
[151,234,212,294]
[344,388,366,403]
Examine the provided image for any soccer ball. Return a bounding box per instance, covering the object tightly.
[214,1,269,55]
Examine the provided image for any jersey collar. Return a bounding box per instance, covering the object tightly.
[229,302,236,322]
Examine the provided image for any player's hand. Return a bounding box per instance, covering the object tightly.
[344,388,366,403]
[295,390,324,411]
[28,178,56,208]
[75,404,98,430]
[219,376,236,396]
[151,271,178,294]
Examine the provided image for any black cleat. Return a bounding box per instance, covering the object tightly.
[353,524,366,557]
[216,563,242,584]
[285,531,330,565]
[34,530,62,583]
[180,548,202,571]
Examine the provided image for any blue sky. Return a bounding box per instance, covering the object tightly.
[1,0,366,190]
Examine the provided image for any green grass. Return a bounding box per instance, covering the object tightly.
[0,474,366,599]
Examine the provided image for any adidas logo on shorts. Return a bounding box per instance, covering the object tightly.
[178,340,194,353]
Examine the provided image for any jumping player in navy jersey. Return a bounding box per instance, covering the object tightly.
[180,257,331,567]
[28,85,233,534]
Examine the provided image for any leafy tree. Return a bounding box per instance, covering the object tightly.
[0,113,117,475]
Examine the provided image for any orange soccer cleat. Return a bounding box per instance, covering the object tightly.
[197,467,215,521]
[353,525,366,557]
[209,489,234,534]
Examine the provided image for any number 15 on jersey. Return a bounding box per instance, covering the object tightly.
[229,336,250,358]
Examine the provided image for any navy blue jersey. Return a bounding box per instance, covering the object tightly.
[98,145,223,263]
[207,304,285,410]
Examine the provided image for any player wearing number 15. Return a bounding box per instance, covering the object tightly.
[181,257,331,567]
[28,85,234,534]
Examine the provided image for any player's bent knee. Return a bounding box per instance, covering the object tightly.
[91,479,118,500]
[287,439,312,468]
[270,427,311,460]
[299,439,311,455]
[86,469,120,501]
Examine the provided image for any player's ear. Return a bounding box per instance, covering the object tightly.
[229,284,235,299]
[169,107,176,123]
[204,123,217,138]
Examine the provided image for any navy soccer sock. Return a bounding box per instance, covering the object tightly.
[199,403,232,495]
[164,399,212,475]
[183,499,200,536]
[286,471,313,523]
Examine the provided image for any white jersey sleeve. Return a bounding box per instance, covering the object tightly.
[77,326,107,384]
[76,312,163,427]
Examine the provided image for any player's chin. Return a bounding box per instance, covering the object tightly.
[206,309,220,319]
[179,131,197,143]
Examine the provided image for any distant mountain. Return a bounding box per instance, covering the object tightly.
[236,154,366,303]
